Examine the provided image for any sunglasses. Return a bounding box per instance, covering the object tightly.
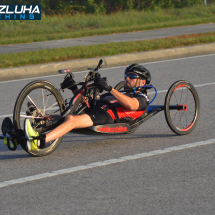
[124,73,140,80]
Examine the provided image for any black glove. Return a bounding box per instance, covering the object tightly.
[94,77,112,92]
[61,75,77,91]
[68,80,77,91]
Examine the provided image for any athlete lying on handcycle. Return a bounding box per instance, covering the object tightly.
[1,59,200,157]
[25,63,151,151]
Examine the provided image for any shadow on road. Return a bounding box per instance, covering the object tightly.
[0,153,31,160]
[0,133,177,159]
[64,133,177,142]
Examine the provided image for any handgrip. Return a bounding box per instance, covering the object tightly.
[95,59,103,71]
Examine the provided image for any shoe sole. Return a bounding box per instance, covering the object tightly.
[24,119,31,152]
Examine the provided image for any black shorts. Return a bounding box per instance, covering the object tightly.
[85,108,114,126]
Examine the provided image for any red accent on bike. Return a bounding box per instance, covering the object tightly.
[181,123,193,131]
[73,84,89,102]
[177,104,187,111]
[183,104,188,111]
[109,100,118,103]
[43,116,51,120]
[116,107,145,119]
[96,126,127,133]
[177,104,182,111]
[107,110,116,121]
[173,84,186,92]
[101,105,108,109]
[82,96,90,108]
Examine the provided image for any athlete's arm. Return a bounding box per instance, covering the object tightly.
[71,88,79,95]
[109,88,139,111]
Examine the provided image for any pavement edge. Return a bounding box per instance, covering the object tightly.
[0,43,215,82]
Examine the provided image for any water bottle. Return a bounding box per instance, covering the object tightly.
[58,69,70,74]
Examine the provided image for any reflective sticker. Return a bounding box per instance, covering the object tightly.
[45,86,51,90]
[4,137,7,145]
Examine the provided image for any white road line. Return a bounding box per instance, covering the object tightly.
[0,70,87,84]
[0,114,13,118]
[0,109,59,119]
[0,138,215,188]
[0,53,215,84]
[147,82,215,95]
[142,53,215,65]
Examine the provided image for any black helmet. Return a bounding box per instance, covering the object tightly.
[125,63,151,84]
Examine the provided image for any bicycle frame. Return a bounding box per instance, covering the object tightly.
[0,58,185,138]
[51,80,182,135]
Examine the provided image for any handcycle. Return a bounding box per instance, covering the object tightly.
[0,59,200,157]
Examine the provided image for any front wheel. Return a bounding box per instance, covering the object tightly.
[164,80,200,135]
[13,80,65,156]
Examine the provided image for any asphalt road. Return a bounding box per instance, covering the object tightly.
[0,54,215,214]
[1,23,215,54]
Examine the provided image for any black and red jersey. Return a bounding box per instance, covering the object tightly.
[92,91,149,123]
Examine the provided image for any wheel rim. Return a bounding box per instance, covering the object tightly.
[17,86,63,148]
[168,84,197,132]
[114,81,125,91]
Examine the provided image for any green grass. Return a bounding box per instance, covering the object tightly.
[0,3,215,45]
[1,32,215,69]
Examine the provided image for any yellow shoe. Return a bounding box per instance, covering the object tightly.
[24,119,39,151]
[4,137,7,145]
[4,137,18,147]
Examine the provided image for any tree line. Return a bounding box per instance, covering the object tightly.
[1,0,208,14]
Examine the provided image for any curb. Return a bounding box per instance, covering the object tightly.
[0,43,215,82]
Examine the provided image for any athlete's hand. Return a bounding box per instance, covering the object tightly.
[94,77,112,92]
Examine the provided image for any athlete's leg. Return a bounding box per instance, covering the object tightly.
[25,107,115,151]
[45,114,93,143]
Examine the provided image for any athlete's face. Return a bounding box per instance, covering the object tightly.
[125,72,146,88]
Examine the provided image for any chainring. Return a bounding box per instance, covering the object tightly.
[32,109,46,127]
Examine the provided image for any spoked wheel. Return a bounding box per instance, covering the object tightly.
[13,80,65,156]
[114,81,125,91]
[164,80,200,135]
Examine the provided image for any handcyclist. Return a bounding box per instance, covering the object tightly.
[25,63,151,151]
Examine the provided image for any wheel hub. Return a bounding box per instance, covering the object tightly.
[177,104,187,111]
[183,104,188,111]
[32,109,46,126]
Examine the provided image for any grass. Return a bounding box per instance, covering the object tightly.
[0,3,215,45]
[1,32,215,69]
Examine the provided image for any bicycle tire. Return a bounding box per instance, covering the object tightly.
[13,80,65,157]
[114,81,125,91]
[164,80,200,135]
